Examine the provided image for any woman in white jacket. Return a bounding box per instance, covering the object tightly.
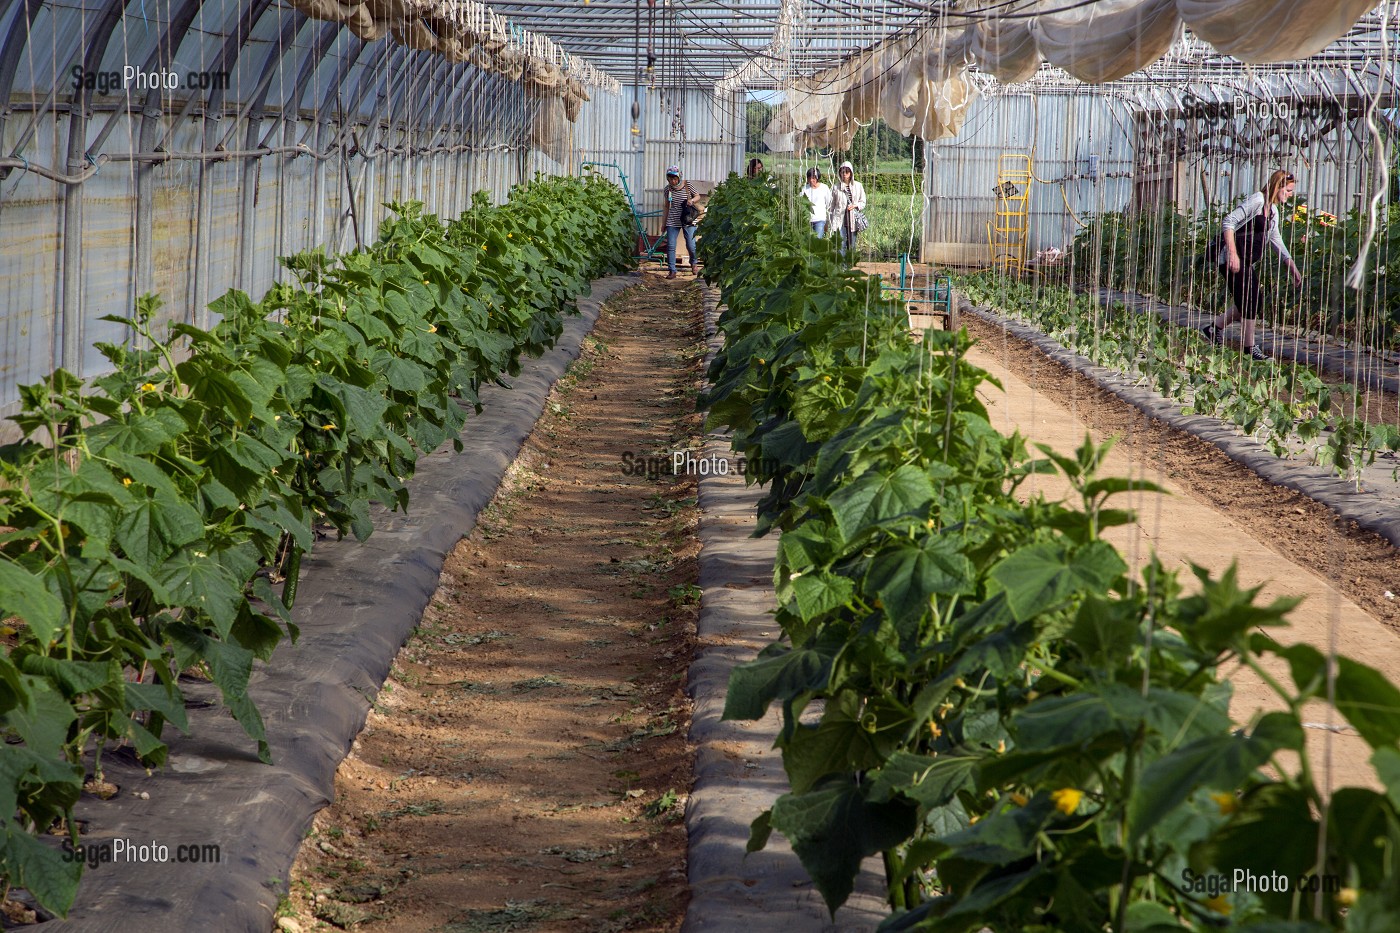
[1201,170,1303,361]
[829,161,867,255]
[799,167,833,237]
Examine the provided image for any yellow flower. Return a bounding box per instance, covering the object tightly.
[1337,888,1358,907]
[482,245,488,251]
[140,383,157,392]
[1051,787,1083,815]
[321,423,337,431]
[1204,895,1232,915]
[822,375,831,382]
[757,358,765,365]
[928,721,942,738]
[121,477,132,486]
[1209,791,1238,815]
[1009,792,1028,806]
[996,739,1006,754]
[427,325,438,333]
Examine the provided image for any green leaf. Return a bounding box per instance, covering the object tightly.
[176,358,254,424]
[316,375,390,437]
[2,674,78,759]
[0,558,67,646]
[782,693,886,794]
[746,809,773,853]
[865,535,975,630]
[991,540,1126,621]
[1128,712,1302,844]
[824,464,935,544]
[934,794,1054,865]
[157,550,244,637]
[723,643,834,722]
[770,777,917,915]
[125,680,190,733]
[86,407,187,456]
[867,752,977,811]
[168,624,270,763]
[15,655,116,697]
[1371,745,1400,811]
[1178,564,1297,652]
[1067,595,1141,669]
[789,572,854,621]
[4,824,82,916]
[1271,643,1400,749]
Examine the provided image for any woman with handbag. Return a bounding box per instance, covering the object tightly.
[663,165,701,279]
[829,161,868,255]
[1200,170,1303,360]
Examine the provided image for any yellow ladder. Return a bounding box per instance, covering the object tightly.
[987,153,1032,273]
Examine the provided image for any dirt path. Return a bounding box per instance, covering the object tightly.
[280,272,707,933]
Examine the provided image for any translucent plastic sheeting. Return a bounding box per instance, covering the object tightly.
[762,0,1385,149]
[1178,0,1384,63]
[1030,0,1183,83]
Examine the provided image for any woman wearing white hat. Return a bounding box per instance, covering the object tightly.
[829,161,867,255]
[663,165,700,279]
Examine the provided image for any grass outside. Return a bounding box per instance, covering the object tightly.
[746,152,924,177]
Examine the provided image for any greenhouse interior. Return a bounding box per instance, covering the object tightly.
[4,0,1400,930]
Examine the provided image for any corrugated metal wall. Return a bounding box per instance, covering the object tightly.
[0,0,644,435]
[576,84,745,233]
[923,88,1378,266]
[923,91,1136,264]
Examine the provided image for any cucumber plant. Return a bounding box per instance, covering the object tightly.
[700,173,1400,931]
[0,172,632,915]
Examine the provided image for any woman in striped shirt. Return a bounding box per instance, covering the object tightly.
[663,165,700,279]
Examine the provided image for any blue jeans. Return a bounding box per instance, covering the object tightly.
[810,220,826,237]
[666,225,698,273]
[838,221,857,255]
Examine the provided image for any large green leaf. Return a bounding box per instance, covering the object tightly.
[168,624,270,762]
[85,407,187,456]
[781,693,887,794]
[4,824,82,916]
[176,358,254,424]
[1128,712,1302,844]
[824,464,935,544]
[2,674,78,759]
[723,642,834,722]
[1272,642,1400,749]
[770,777,917,914]
[788,571,854,621]
[990,540,1126,621]
[867,751,977,811]
[0,559,66,647]
[157,550,244,637]
[865,534,975,630]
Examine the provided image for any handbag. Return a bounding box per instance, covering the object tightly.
[681,201,701,226]
[850,207,870,234]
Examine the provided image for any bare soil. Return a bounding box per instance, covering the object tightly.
[281,271,708,933]
[961,312,1400,634]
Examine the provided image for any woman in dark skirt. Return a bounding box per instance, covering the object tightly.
[1201,170,1303,361]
